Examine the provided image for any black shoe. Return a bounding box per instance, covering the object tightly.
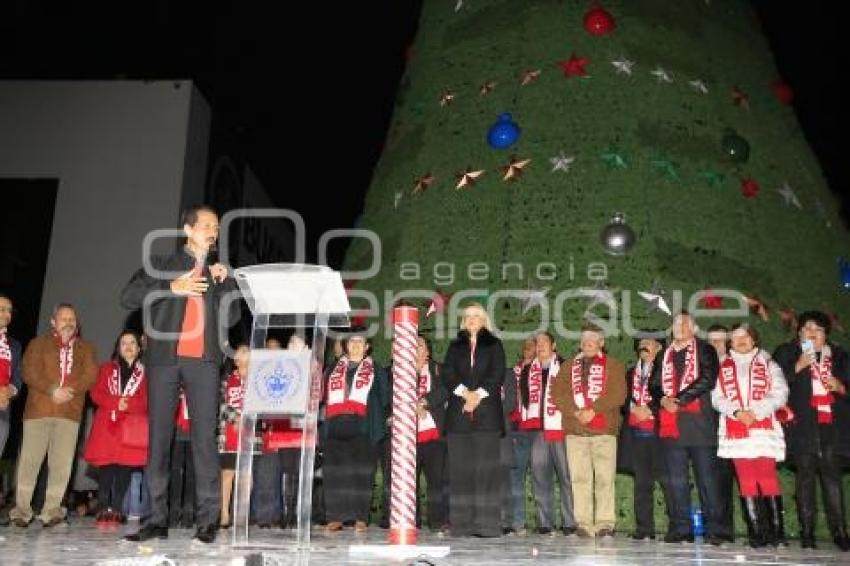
[41,517,67,528]
[631,531,654,541]
[705,534,725,546]
[502,526,515,535]
[562,526,578,537]
[257,522,272,529]
[536,526,553,536]
[597,528,615,539]
[11,518,31,528]
[800,529,816,549]
[664,532,694,544]
[125,524,168,541]
[833,531,850,552]
[194,524,217,544]
[0,514,9,527]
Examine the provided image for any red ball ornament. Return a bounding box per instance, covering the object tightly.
[583,5,616,36]
[772,79,794,105]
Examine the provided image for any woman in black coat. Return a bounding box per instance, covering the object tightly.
[773,310,850,551]
[442,303,506,537]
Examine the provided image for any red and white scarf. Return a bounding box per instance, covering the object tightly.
[55,333,76,388]
[569,353,608,431]
[809,344,836,424]
[417,363,440,443]
[108,361,145,422]
[658,340,702,439]
[0,329,12,387]
[223,370,245,451]
[628,361,655,432]
[518,357,564,440]
[326,356,375,417]
[718,351,773,439]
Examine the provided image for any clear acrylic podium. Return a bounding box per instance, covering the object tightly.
[231,264,350,549]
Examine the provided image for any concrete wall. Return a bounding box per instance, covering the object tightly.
[0,80,196,359]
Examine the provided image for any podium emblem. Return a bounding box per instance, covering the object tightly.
[255,358,300,402]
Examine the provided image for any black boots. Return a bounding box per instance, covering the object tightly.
[741,497,766,548]
[763,495,787,547]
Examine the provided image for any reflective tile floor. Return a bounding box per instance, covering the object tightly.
[0,519,847,565]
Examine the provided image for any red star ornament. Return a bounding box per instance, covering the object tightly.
[732,85,750,110]
[558,53,588,78]
[741,177,760,199]
[701,289,724,310]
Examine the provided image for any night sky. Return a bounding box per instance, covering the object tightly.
[1,0,847,256]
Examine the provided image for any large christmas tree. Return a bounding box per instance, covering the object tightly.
[346,0,849,362]
[348,0,850,536]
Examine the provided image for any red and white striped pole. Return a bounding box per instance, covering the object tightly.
[389,305,418,545]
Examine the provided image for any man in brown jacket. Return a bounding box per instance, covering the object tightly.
[9,303,97,527]
[552,323,626,538]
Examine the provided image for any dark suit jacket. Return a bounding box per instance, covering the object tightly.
[649,339,719,446]
[120,248,239,366]
[442,329,506,434]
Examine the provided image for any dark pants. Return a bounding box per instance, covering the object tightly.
[507,431,533,529]
[323,435,374,523]
[376,437,391,526]
[416,440,447,528]
[146,359,221,528]
[664,443,729,538]
[716,457,735,537]
[447,432,502,537]
[254,448,301,525]
[631,433,669,535]
[167,439,195,526]
[98,464,134,512]
[795,442,847,535]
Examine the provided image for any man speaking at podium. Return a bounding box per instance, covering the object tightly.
[121,205,239,544]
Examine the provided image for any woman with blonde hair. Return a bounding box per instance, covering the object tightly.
[443,303,506,537]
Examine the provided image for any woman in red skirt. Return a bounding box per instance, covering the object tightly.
[84,330,149,523]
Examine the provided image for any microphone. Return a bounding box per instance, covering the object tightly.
[206,243,220,285]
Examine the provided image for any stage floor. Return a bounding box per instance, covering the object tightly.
[0,518,848,565]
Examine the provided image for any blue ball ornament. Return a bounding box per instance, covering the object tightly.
[487,113,521,149]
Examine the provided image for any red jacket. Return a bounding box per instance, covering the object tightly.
[83,361,148,467]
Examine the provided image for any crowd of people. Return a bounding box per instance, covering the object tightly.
[1,204,849,552]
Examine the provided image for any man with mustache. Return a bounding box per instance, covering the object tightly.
[121,205,239,544]
[9,303,97,527]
